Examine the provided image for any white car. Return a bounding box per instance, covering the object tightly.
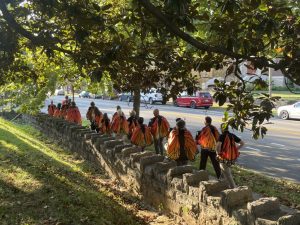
[277,102,300,120]
[141,88,164,105]
[55,89,65,96]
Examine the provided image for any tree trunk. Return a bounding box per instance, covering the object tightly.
[71,85,75,102]
[133,88,141,117]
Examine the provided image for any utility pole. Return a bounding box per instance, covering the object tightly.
[269,67,272,97]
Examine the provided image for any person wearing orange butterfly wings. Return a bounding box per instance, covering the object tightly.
[86,102,102,133]
[196,116,221,179]
[47,100,56,116]
[216,124,245,188]
[111,106,129,139]
[53,103,62,118]
[131,117,153,152]
[148,109,170,155]
[166,120,197,166]
[66,101,82,125]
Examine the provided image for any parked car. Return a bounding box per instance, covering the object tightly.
[277,102,300,120]
[79,91,91,98]
[141,88,165,105]
[118,92,133,102]
[175,92,213,109]
[55,89,65,96]
[89,93,102,99]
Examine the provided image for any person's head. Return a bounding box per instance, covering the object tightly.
[129,110,136,117]
[138,117,144,125]
[153,109,159,117]
[50,100,54,104]
[220,123,229,133]
[176,119,186,130]
[71,101,76,107]
[116,105,121,111]
[68,99,71,104]
[103,113,108,119]
[175,118,182,122]
[57,103,62,109]
[205,116,212,125]
[65,95,69,100]
[90,101,95,107]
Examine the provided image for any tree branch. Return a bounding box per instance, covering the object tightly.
[0,1,73,55]
[139,0,248,60]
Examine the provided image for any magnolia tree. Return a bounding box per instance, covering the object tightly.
[0,0,299,138]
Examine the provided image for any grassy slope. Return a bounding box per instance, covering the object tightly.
[0,118,143,225]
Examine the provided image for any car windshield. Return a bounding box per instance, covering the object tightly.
[198,93,211,98]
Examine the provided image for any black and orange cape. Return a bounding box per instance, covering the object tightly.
[86,106,103,128]
[131,125,153,147]
[111,112,129,134]
[66,106,82,125]
[53,108,61,118]
[150,116,170,139]
[48,104,56,116]
[197,125,219,151]
[167,129,197,161]
[100,118,111,135]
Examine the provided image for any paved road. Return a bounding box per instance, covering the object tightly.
[43,96,300,183]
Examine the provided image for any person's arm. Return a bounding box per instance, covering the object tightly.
[237,140,245,150]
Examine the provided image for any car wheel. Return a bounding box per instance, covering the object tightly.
[190,101,196,109]
[280,110,289,120]
[149,98,154,105]
[204,106,210,109]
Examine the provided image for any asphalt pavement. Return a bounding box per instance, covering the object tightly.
[43,96,300,183]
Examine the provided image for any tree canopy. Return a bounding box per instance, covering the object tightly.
[0,0,299,138]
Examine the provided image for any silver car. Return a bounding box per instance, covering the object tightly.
[277,102,300,119]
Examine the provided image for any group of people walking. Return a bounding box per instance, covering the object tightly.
[48,96,82,125]
[48,98,244,189]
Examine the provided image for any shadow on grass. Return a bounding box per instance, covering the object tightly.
[0,125,145,225]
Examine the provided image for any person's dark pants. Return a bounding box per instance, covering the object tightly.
[199,149,221,179]
[176,160,188,166]
[154,137,164,155]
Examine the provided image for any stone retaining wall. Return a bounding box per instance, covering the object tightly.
[19,113,300,225]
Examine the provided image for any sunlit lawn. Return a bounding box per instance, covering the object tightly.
[0,118,144,225]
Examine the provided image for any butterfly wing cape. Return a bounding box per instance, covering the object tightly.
[111,113,129,134]
[167,129,197,160]
[218,134,240,164]
[131,126,153,147]
[197,126,219,151]
[151,116,170,139]
[66,107,82,125]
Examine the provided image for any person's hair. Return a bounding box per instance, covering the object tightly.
[90,101,95,106]
[176,120,185,129]
[130,110,136,116]
[65,95,68,99]
[57,103,62,109]
[103,113,108,119]
[175,118,182,122]
[205,116,212,124]
[153,109,159,115]
[71,101,76,107]
[116,105,121,110]
[138,117,144,125]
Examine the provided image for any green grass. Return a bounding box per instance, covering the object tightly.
[0,118,144,225]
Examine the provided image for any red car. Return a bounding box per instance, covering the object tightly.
[175,92,213,109]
